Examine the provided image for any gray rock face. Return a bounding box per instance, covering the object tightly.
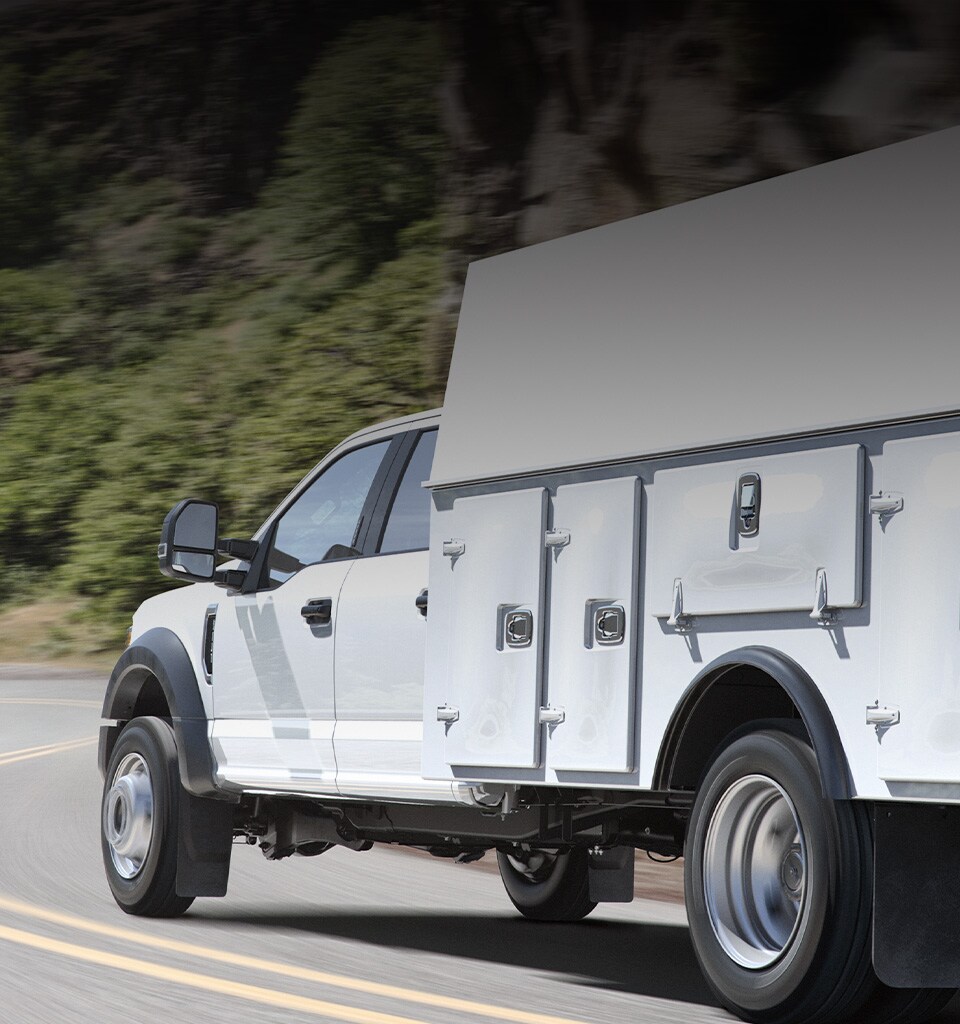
[427,1,960,390]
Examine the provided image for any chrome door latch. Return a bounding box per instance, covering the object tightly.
[545,528,571,549]
[866,703,900,728]
[736,472,761,537]
[436,704,460,723]
[503,609,534,648]
[594,604,625,645]
[869,493,904,519]
[442,539,465,558]
[667,578,692,633]
[810,568,838,627]
[538,706,565,725]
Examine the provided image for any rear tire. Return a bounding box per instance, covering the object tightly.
[497,847,596,922]
[101,716,194,918]
[685,727,955,1024]
[685,728,873,1024]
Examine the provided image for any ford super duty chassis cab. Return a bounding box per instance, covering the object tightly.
[100,128,960,1024]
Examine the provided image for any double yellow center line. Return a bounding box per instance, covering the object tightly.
[0,736,96,767]
[0,895,587,1024]
[0,701,591,1024]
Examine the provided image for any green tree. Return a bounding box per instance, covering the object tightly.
[267,15,444,278]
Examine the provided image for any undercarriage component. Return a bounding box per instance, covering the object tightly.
[256,803,373,860]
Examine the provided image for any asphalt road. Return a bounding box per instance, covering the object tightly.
[1,666,958,1024]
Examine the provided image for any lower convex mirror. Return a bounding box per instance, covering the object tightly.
[158,499,219,582]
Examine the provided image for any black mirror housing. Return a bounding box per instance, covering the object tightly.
[158,499,220,583]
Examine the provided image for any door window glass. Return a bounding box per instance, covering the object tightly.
[268,439,391,585]
[380,430,438,554]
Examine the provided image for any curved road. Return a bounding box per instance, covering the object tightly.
[1,666,957,1024]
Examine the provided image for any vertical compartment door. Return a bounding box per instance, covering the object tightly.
[878,433,960,784]
[441,488,548,769]
[545,477,640,772]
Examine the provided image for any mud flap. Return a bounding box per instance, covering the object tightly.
[176,790,234,897]
[873,802,960,987]
[588,846,635,903]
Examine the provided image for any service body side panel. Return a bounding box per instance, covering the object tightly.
[422,436,889,794]
[878,432,960,790]
[636,436,885,799]
[431,128,960,490]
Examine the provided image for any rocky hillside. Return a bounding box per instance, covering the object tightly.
[0,0,957,656]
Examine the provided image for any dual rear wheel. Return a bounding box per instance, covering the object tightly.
[686,728,953,1024]
[496,728,954,1024]
[497,846,596,922]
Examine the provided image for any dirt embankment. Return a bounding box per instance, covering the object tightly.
[0,602,120,670]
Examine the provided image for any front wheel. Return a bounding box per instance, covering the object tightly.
[497,846,596,922]
[101,716,194,918]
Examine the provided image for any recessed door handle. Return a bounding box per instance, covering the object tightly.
[415,589,428,617]
[301,598,332,625]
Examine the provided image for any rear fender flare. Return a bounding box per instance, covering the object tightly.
[654,645,853,800]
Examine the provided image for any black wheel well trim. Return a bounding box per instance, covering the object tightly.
[653,645,853,800]
[99,626,238,802]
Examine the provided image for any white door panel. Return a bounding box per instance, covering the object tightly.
[334,552,428,720]
[210,718,336,792]
[333,550,454,801]
[211,561,353,791]
[545,477,640,772]
[648,445,863,617]
[334,721,455,801]
[879,433,960,784]
[437,488,548,769]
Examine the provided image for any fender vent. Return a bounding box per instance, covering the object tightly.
[202,605,217,681]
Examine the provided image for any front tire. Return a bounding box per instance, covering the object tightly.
[101,716,194,918]
[497,847,597,922]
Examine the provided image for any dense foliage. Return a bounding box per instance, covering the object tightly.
[0,3,444,650]
[1,0,953,658]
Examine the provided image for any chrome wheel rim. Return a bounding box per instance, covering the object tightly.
[702,774,807,969]
[103,752,154,879]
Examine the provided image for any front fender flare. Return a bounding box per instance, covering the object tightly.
[99,627,237,801]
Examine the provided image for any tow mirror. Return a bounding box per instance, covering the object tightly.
[158,499,220,582]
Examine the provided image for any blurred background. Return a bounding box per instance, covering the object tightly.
[0,0,958,662]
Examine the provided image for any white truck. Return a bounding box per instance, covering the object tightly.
[100,127,960,1024]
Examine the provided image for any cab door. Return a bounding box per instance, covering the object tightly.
[333,429,454,800]
[210,436,397,793]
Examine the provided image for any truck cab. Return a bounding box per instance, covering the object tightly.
[206,409,444,803]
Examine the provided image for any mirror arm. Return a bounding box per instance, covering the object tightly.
[214,568,247,590]
[217,538,259,560]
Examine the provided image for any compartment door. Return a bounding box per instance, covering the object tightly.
[878,433,960,784]
[648,445,864,617]
[440,488,548,768]
[545,477,640,772]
